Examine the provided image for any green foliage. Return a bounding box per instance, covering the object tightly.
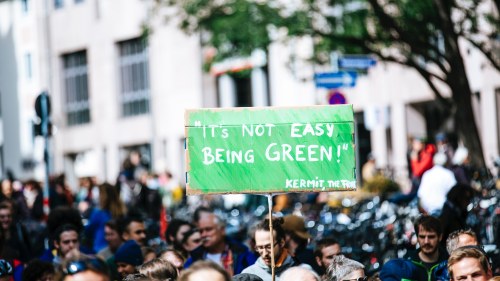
[362,175,400,195]
[165,0,292,62]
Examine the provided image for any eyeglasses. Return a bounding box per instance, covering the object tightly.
[63,257,109,276]
[255,242,279,252]
[0,260,13,277]
[343,277,368,281]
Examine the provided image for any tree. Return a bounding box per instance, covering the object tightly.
[161,0,499,169]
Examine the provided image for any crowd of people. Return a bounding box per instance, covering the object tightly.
[0,133,498,281]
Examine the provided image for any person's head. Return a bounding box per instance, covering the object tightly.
[378,259,421,281]
[178,261,230,281]
[448,246,492,281]
[414,215,442,257]
[22,259,55,281]
[139,258,177,281]
[447,184,475,210]
[282,215,311,255]
[122,274,151,281]
[232,273,264,281]
[24,179,42,192]
[453,147,469,166]
[325,255,365,281]
[98,183,126,219]
[47,206,84,242]
[433,152,447,166]
[181,228,202,253]
[253,217,287,267]
[1,180,13,199]
[280,266,321,281]
[446,229,478,254]
[114,240,144,279]
[159,249,185,275]
[141,247,156,263]
[314,237,342,271]
[165,219,192,246]
[54,224,80,259]
[62,255,110,281]
[0,202,12,231]
[0,260,12,281]
[196,211,226,251]
[118,216,147,246]
[104,220,123,252]
[412,137,425,151]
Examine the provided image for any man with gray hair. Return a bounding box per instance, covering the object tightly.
[184,207,256,276]
[280,266,321,281]
[325,255,365,281]
[434,229,479,280]
[446,229,478,254]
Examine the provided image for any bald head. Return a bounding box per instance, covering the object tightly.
[280,267,320,281]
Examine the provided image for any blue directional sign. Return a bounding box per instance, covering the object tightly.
[314,71,357,89]
[339,56,377,69]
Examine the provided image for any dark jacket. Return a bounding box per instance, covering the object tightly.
[433,260,450,281]
[185,238,257,275]
[295,247,321,274]
[405,249,449,281]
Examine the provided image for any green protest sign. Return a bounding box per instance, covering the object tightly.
[185,105,356,195]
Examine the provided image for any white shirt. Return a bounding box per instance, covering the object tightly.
[417,165,457,214]
[206,253,223,266]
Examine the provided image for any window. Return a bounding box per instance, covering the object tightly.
[118,38,150,117]
[62,51,90,126]
[24,53,32,80]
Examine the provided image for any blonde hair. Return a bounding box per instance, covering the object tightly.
[139,258,177,281]
[448,247,491,279]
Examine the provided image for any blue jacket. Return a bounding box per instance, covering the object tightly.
[185,238,257,275]
[84,208,112,253]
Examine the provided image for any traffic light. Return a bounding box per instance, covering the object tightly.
[34,91,52,137]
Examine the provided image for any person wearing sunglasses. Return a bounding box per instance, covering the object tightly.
[241,217,299,281]
[324,255,366,281]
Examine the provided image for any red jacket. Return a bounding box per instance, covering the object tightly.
[411,144,436,177]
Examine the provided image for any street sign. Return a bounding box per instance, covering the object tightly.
[328,91,346,105]
[314,71,357,89]
[185,105,356,195]
[339,56,377,69]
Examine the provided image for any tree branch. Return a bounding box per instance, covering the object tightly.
[462,36,500,71]
[366,48,452,110]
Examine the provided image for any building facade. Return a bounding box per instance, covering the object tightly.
[0,0,498,189]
